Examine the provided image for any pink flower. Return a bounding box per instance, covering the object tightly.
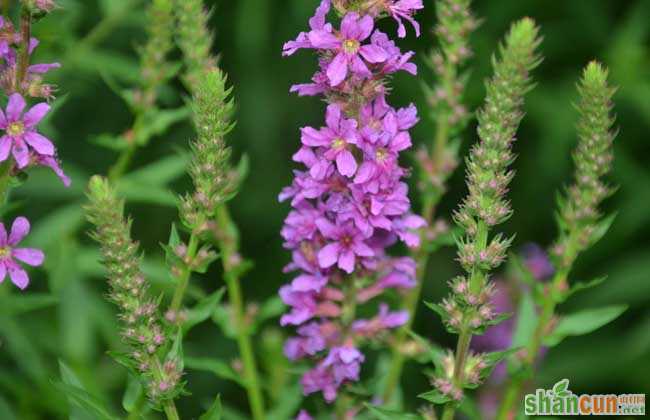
[0,93,54,168]
[316,219,374,274]
[0,217,44,290]
[308,13,388,86]
[300,104,360,178]
[386,0,424,38]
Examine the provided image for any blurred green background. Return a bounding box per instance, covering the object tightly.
[1,0,649,418]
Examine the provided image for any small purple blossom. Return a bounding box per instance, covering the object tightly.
[386,0,424,38]
[296,410,313,420]
[0,217,44,290]
[0,93,54,168]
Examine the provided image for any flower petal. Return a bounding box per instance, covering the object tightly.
[6,93,26,121]
[0,222,6,246]
[11,138,29,168]
[359,45,387,63]
[0,263,5,283]
[24,131,55,155]
[338,249,355,273]
[0,135,12,162]
[326,52,348,86]
[318,243,340,268]
[23,103,50,128]
[336,150,357,177]
[12,248,44,266]
[8,265,29,289]
[9,216,30,245]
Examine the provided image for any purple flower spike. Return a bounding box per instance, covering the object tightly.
[282,0,422,404]
[0,217,44,290]
[0,93,54,168]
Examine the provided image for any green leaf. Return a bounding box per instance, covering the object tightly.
[510,291,538,348]
[543,305,628,347]
[587,212,617,247]
[563,276,607,301]
[418,388,454,405]
[116,179,178,207]
[136,107,191,146]
[0,294,59,315]
[363,404,420,419]
[168,330,185,370]
[184,288,226,334]
[89,133,130,151]
[185,357,244,386]
[407,330,446,367]
[199,395,222,420]
[124,152,189,186]
[122,375,143,413]
[55,361,117,420]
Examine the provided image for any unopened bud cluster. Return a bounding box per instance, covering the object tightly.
[180,68,238,231]
[85,176,183,403]
[133,0,175,111]
[174,0,216,91]
[554,62,616,264]
[429,17,542,405]
[431,349,489,400]
[417,0,477,195]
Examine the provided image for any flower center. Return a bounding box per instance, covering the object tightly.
[0,246,11,258]
[342,39,360,54]
[7,121,24,136]
[376,147,388,162]
[331,137,346,150]
[341,235,353,247]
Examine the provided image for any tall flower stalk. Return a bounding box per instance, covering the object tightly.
[108,0,175,181]
[281,0,424,415]
[86,176,183,420]
[383,0,478,402]
[496,61,618,419]
[0,0,67,290]
[421,18,542,420]
[172,1,266,418]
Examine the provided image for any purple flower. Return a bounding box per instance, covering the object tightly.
[386,0,424,38]
[34,154,71,187]
[0,93,54,168]
[308,13,388,86]
[316,219,374,274]
[296,410,313,420]
[352,304,409,337]
[0,217,44,290]
[302,346,364,402]
[522,243,554,280]
[282,0,332,57]
[300,104,359,178]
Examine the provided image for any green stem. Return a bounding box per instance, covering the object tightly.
[0,161,14,207]
[126,392,146,420]
[170,233,199,312]
[496,238,578,419]
[150,358,180,420]
[441,328,471,420]
[2,0,9,16]
[382,99,452,402]
[108,144,137,181]
[216,206,266,420]
[16,7,31,93]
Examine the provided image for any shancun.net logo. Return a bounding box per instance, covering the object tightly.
[524,379,645,416]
